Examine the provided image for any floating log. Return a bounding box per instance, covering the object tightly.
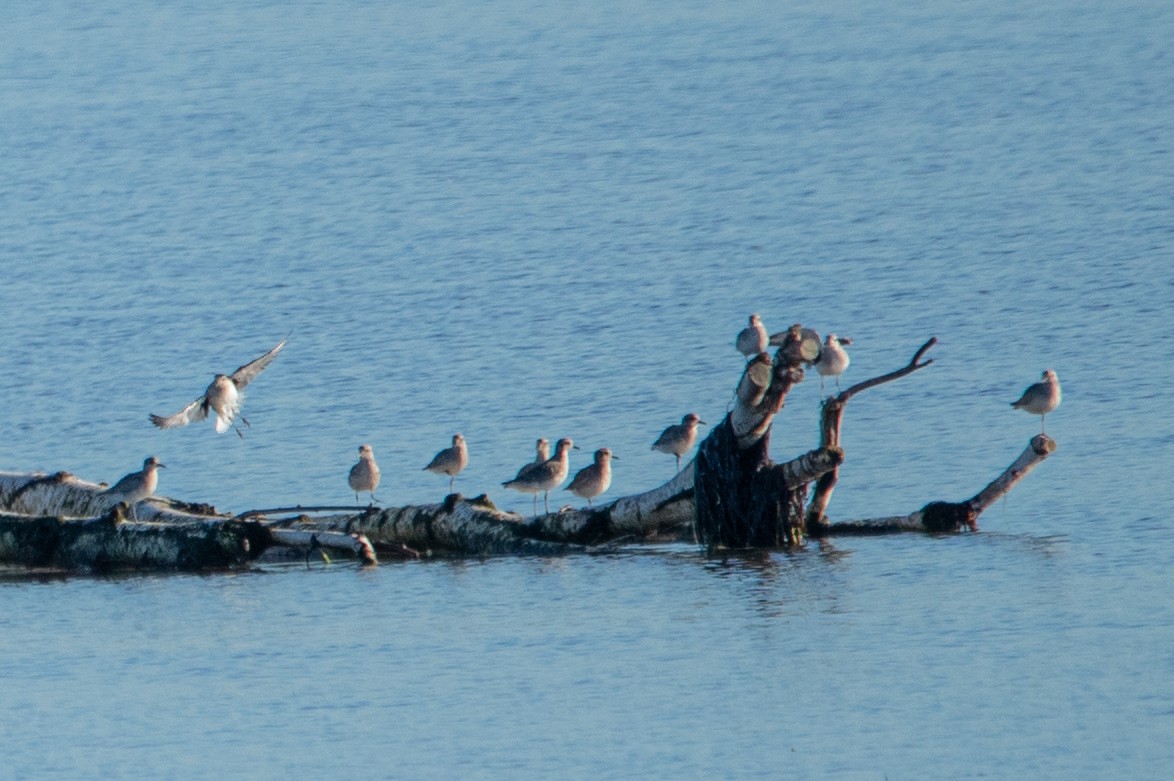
[0,330,1055,572]
[696,333,938,550]
[0,509,260,572]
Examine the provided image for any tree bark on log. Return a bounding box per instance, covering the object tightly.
[695,333,937,551]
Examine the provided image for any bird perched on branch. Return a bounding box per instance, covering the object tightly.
[735,313,769,358]
[1011,369,1061,434]
[150,337,287,437]
[424,433,468,492]
[103,456,165,521]
[348,444,381,505]
[652,413,706,472]
[503,437,576,515]
[814,334,851,394]
[567,447,616,507]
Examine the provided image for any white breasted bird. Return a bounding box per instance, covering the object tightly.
[735,313,769,358]
[348,444,381,504]
[814,334,851,394]
[150,337,287,438]
[1011,369,1061,434]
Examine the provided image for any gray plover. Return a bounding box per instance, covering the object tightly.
[150,337,287,438]
[348,444,381,504]
[652,413,706,472]
[735,313,769,358]
[814,334,851,394]
[502,437,575,514]
[1011,369,1061,434]
[424,433,468,492]
[103,456,165,521]
[567,447,616,507]
[502,438,550,515]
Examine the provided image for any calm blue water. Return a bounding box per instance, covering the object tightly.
[2,0,1173,778]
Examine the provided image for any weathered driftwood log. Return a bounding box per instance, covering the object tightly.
[825,435,1057,534]
[806,337,937,534]
[0,472,377,571]
[250,463,699,555]
[0,509,262,571]
[695,326,846,549]
[695,332,938,551]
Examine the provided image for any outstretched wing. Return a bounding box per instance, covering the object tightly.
[229,337,287,390]
[149,396,208,430]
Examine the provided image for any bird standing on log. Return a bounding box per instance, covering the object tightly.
[652,413,706,472]
[735,313,769,358]
[814,334,851,394]
[348,444,381,504]
[502,437,576,514]
[1011,369,1061,434]
[150,337,287,437]
[567,447,616,507]
[424,433,468,492]
[502,438,551,515]
[103,456,165,521]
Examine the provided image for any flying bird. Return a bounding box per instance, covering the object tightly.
[150,337,287,437]
[1011,369,1062,434]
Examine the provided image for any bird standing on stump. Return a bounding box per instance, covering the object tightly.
[1011,369,1061,434]
[735,313,769,358]
[814,334,851,394]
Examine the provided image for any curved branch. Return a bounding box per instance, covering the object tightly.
[835,336,937,404]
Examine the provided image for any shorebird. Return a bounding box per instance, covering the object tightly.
[424,433,468,492]
[150,337,287,437]
[814,334,851,394]
[567,447,616,507]
[348,444,381,504]
[735,313,769,358]
[103,456,165,521]
[1011,369,1062,434]
[502,437,576,514]
[502,438,551,515]
[652,413,706,472]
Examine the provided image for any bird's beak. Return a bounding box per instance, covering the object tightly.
[699,420,708,426]
[611,455,620,460]
[839,337,853,345]
[572,444,581,450]
[158,463,167,469]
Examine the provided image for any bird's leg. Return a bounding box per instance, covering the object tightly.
[544,491,550,515]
